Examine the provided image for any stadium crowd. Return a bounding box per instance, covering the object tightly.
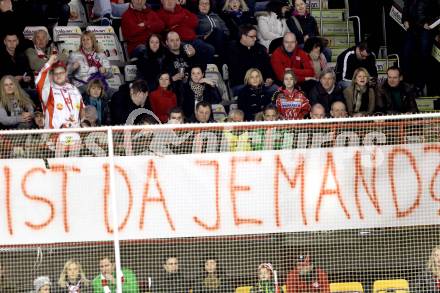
[0,0,438,129]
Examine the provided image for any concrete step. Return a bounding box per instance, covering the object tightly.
[312,9,346,21]
[325,35,355,47]
[321,21,354,35]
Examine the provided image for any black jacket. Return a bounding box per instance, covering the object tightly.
[110,83,150,125]
[335,46,378,82]
[308,83,345,114]
[377,81,419,114]
[237,85,272,121]
[182,82,222,118]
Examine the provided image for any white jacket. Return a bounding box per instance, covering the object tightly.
[67,51,113,88]
[257,11,289,49]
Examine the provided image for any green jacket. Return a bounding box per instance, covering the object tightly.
[92,268,139,293]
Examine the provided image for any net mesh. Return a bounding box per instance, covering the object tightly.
[1,115,440,293]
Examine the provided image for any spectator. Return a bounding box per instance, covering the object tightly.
[0,261,16,292]
[121,0,165,58]
[193,258,230,292]
[158,0,215,64]
[35,55,84,129]
[250,263,278,293]
[308,68,344,114]
[335,42,377,88]
[0,0,25,41]
[303,37,328,79]
[412,245,440,292]
[25,30,68,74]
[149,72,177,123]
[33,111,45,129]
[376,66,419,114]
[81,105,99,127]
[67,31,113,93]
[57,259,91,292]
[83,79,111,126]
[196,0,230,63]
[110,79,149,125]
[220,0,255,41]
[309,103,326,119]
[256,0,289,50]
[238,68,272,121]
[182,65,221,118]
[0,75,34,129]
[152,256,189,292]
[168,106,185,123]
[263,104,279,121]
[329,101,347,118]
[286,255,330,293]
[34,276,51,293]
[0,33,33,89]
[93,0,130,21]
[343,67,375,117]
[272,70,310,120]
[136,34,166,90]
[190,100,214,123]
[92,256,139,293]
[270,32,315,88]
[227,24,274,91]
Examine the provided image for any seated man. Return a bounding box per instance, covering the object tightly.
[376,66,419,114]
[329,101,348,118]
[157,0,214,64]
[167,107,185,124]
[190,101,214,123]
[121,0,165,58]
[271,32,315,87]
[308,68,344,114]
[335,42,378,88]
[309,103,326,119]
[227,24,274,92]
[110,79,150,125]
[152,256,189,292]
[92,256,139,293]
[286,255,329,293]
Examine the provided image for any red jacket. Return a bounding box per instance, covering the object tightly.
[149,87,177,123]
[157,5,198,41]
[121,5,165,55]
[273,88,310,120]
[286,267,330,293]
[271,46,315,84]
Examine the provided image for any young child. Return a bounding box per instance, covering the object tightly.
[83,79,110,126]
[251,263,280,293]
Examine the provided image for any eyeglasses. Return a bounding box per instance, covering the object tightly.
[53,71,66,76]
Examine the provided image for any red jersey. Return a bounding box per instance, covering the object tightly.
[273,88,311,120]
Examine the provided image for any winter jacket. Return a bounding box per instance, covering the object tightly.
[286,12,319,45]
[343,85,376,116]
[335,46,378,82]
[149,87,177,123]
[376,81,419,114]
[286,267,330,293]
[197,12,230,37]
[157,5,199,41]
[308,82,345,114]
[220,10,255,40]
[271,46,315,83]
[256,11,289,49]
[182,82,221,118]
[238,85,272,121]
[67,51,113,88]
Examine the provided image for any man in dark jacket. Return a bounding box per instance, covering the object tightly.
[308,68,344,114]
[376,66,419,114]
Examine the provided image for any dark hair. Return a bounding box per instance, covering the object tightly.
[147,33,164,52]
[264,104,278,113]
[190,64,206,76]
[195,100,212,111]
[238,24,257,37]
[265,0,286,18]
[357,41,369,52]
[169,106,184,116]
[386,65,402,76]
[198,0,214,14]
[130,79,149,93]
[303,37,323,53]
[135,114,159,125]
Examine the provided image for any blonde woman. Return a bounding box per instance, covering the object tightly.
[67,31,112,92]
[0,75,34,129]
[343,67,376,117]
[412,246,440,292]
[220,0,255,40]
[58,259,90,293]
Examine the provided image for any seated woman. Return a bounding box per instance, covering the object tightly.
[136,34,166,91]
[197,0,230,63]
[272,70,310,120]
[83,79,111,126]
[250,263,279,293]
[237,68,272,121]
[412,246,440,292]
[182,65,221,119]
[34,276,51,293]
[220,0,255,41]
[149,73,177,123]
[256,0,290,49]
[57,259,91,292]
[343,67,376,117]
[303,37,328,80]
[0,75,34,129]
[67,31,113,94]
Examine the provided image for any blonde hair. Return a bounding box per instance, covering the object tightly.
[222,0,249,12]
[244,68,263,86]
[351,67,370,85]
[58,259,89,288]
[283,70,297,85]
[86,79,105,98]
[0,75,34,112]
[80,31,101,52]
[428,246,440,277]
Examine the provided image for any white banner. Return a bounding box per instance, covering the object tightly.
[1,143,440,245]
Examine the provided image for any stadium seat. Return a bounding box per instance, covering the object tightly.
[68,0,88,28]
[330,282,364,292]
[205,64,231,103]
[235,286,252,293]
[23,26,51,41]
[372,279,409,293]
[86,26,126,67]
[53,26,82,56]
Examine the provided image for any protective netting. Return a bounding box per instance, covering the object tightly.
[1,114,440,292]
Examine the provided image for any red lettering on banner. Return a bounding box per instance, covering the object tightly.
[315,152,350,222]
[230,156,263,226]
[193,160,220,230]
[51,165,80,232]
[274,154,307,226]
[354,150,381,219]
[388,147,422,218]
[102,164,134,234]
[424,145,440,214]
[139,160,175,231]
[22,167,55,230]
[3,166,13,235]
